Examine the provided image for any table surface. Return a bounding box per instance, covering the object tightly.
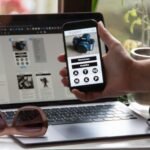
[1,103,150,150]
[1,135,150,150]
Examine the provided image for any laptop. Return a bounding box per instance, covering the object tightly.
[0,13,149,147]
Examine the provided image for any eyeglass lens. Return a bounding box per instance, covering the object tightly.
[14,109,44,133]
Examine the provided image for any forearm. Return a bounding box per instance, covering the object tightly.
[129,59,150,93]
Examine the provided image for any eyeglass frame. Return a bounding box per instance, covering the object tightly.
[0,106,48,137]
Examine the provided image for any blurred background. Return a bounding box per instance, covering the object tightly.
[0,0,149,51]
[95,0,150,51]
[0,0,58,14]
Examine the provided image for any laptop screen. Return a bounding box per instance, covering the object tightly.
[0,13,106,106]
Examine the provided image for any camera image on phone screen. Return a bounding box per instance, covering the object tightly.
[64,26,104,90]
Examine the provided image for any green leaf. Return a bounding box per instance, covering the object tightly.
[124,12,130,23]
[124,9,137,24]
[135,17,142,25]
[130,18,142,33]
[129,8,137,17]
[130,23,134,33]
[92,0,98,11]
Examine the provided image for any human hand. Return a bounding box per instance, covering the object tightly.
[58,21,134,101]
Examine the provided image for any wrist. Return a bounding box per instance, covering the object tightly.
[123,58,136,93]
[129,59,150,93]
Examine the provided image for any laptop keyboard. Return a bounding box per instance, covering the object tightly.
[3,104,137,125]
[43,104,137,125]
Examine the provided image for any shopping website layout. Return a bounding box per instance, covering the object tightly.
[64,27,104,87]
[0,25,77,104]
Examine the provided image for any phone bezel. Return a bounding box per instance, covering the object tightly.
[62,19,106,92]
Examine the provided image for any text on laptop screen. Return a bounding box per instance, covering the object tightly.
[0,14,106,105]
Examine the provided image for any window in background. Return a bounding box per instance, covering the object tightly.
[0,0,58,14]
[94,0,150,51]
[93,0,150,104]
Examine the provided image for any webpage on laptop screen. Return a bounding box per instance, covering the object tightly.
[0,24,76,105]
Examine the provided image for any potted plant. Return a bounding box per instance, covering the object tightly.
[124,0,150,48]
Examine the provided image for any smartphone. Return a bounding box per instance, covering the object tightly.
[62,19,105,92]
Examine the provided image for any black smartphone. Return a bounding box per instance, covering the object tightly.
[62,19,105,92]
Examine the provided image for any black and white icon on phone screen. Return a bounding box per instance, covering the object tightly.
[74,78,80,84]
[83,69,88,75]
[93,76,99,81]
[92,68,98,73]
[84,77,89,83]
[73,70,79,76]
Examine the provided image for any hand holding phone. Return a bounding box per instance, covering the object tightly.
[62,19,105,92]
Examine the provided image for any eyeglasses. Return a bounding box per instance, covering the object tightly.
[0,106,48,137]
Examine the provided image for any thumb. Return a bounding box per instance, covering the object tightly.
[98,21,120,50]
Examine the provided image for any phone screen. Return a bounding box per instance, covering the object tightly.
[63,22,105,91]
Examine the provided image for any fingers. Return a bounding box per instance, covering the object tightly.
[61,77,69,87]
[98,21,120,50]
[72,89,102,102]
[59,67,68,86]
[58,54,65,62]
[59,67,67,77]
[58,55,68,86]
[72,89,87,101]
